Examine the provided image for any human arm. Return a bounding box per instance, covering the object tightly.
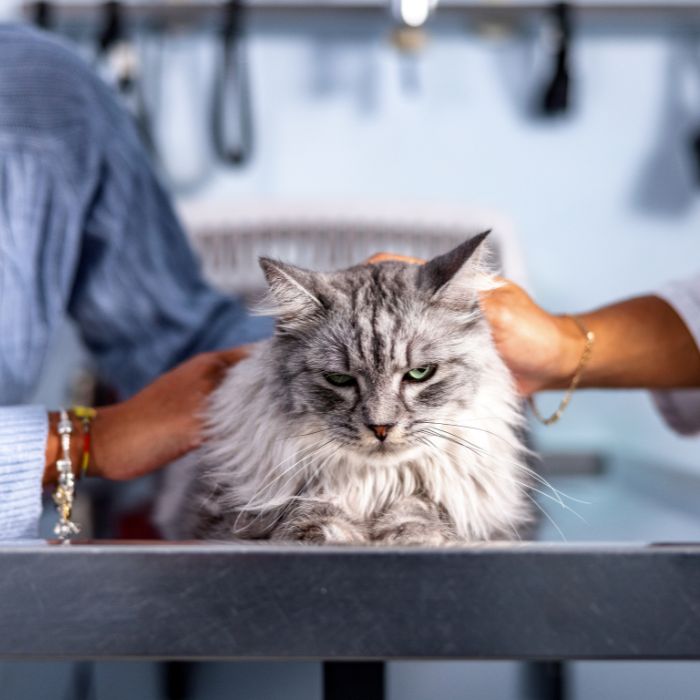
[480,281,700,394]
[0,30,262,539]
[0,348,246,540]
[42,347,248,486]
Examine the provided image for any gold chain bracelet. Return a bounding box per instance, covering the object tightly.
[527,316,595,426]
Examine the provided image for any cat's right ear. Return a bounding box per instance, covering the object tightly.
[258,258,325,331]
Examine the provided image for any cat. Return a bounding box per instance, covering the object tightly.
[157,232,533,544]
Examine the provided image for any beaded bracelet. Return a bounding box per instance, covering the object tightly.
[73,405,97,477]
[52,409,80,542]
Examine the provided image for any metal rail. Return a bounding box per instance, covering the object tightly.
[22,0,700,37]
[21,1,700,12]
[2,541,699,660]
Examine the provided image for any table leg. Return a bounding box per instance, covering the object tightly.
[161,660,196,700]
[523,660,567,700]
[71,661,94,700]
[323,661,385,700]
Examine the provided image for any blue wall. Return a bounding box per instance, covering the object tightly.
[166,16,700,471]
[16,9,700,471]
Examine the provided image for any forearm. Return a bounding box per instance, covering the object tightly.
[550,296,700,390]
[43,348,248,488]
[43,405,131,487]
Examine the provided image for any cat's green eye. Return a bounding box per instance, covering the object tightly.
[324,372,356,387]
[404,365,437,382]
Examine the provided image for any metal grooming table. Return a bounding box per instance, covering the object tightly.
[3,542,700,699]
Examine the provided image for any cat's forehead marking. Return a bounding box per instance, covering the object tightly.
[307,261,479,379]
[329,263,418,374]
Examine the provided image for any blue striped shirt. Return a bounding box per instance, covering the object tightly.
[0,25,269,538]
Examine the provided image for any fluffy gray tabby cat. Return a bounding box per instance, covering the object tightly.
[159,233,532,544]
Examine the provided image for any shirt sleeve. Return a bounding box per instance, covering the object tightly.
[0,406,47,539]
[0,25,270,405]
[59,47,272,398]
[651,273,700,435]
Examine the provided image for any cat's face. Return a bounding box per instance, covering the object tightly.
[261,234,498,462]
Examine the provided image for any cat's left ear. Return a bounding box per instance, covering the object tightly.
[258,258,325,331]
[418,231,493,303]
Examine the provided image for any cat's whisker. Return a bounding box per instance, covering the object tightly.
[415,419,532,456]
[237,447,332,516]
[427,422,541,488]
[283,448,338,507]
[267,439,336,485]
[417,426,539,489]
[306,446,342,489]
[515,483,586,522]
[263,437,331,474]
[497,455,591,507]
[232,440,337,531]
[416,426,587,529]
[230,439,328,518]
[429,430,575,518]
[419,425,587,509]
[509,463,591,506]
[242,440,344,528]
[298,446,342,498]
[423,433,586,524]
[417,435,524,542]
[526,493,568,542]
[246,442,332,502]
[418,425,525,469]
[422,438,522,541]
[419,420,590,504]
[418,427,586,530]
[273,427,327,443]
[266,445,343,531]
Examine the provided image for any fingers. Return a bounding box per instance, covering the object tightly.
[479,276,511,299]
[479,278,513,315]
[365,252,425,265]
[216,344,253,366]
[204,345,254,386]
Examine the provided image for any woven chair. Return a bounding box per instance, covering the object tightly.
[177,199,528,295]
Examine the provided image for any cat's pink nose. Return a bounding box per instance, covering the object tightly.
[367,424,394,442]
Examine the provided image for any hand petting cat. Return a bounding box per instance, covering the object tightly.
[482,285,700,392]
[43,347,251,486]
[479,281,586,397]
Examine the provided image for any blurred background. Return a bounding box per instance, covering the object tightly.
[1,0,700,697]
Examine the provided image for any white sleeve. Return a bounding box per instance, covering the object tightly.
[651,273,700,436]
[0,406,47,539]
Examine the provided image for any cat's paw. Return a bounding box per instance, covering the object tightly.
[272,520,328,543]
[271,512,369,544]
[371,497,456,546]
[372,521,455,546]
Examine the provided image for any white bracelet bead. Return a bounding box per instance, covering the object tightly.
[52,408,80,541]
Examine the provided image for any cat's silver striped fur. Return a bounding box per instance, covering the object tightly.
[159,233,533,544]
